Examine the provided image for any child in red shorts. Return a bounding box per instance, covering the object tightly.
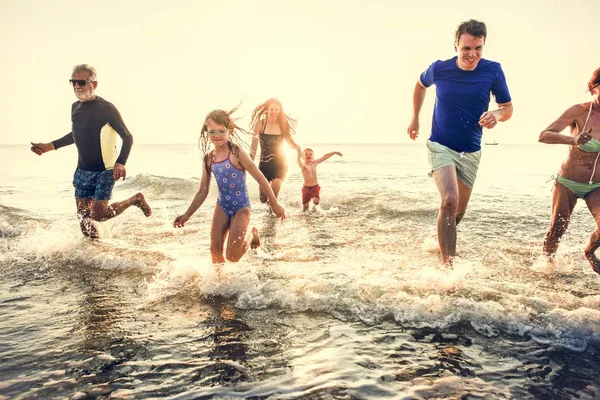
[297,148,343,211]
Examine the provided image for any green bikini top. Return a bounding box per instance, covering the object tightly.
[577,102,600,184]
[578,103,599,152]
[578,138,600,152]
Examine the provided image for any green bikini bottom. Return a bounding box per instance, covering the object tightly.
[556,175,600,199]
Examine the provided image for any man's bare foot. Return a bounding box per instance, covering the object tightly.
[585,251,600,275]
[250,227,261,249]
[441,256,454,270]
[135,193,152,217]
[80,218,99,239]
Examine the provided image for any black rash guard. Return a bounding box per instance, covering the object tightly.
[52,96,133,171]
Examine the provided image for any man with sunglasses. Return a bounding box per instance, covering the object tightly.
[30,64,151,238]
[406,20,513,267]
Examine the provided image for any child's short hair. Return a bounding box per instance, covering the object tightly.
[303,148,314,153]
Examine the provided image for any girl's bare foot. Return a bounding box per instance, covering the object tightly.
[250,227,261,249]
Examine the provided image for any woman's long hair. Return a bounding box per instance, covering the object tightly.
[198,105,250,175]
[589,68,600,93]
[249,98,297,138]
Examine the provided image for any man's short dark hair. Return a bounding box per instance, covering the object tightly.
[455,19,487,44]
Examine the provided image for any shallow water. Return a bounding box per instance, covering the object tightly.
[1,143,599,399]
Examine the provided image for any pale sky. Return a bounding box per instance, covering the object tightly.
[1,0,599,145]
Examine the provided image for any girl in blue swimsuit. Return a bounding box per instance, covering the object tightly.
[173,107,286,264]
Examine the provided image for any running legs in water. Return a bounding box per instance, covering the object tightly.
[76,193,152,238]
[586,190,600,276]
[584,229,600,275]
[432,166,473,267]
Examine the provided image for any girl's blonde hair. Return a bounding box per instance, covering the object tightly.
[198,105,250,174]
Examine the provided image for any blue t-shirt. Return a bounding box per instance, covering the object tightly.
[420,56,512,152]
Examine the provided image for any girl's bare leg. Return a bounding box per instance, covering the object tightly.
[224,208,251,262]
[210,206,230,264]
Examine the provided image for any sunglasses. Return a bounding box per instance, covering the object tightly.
[207,129,229,137]
[69,79,95,87]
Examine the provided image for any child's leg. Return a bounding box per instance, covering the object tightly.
[302,186,310,211]
[210,206,230,264]
[225,208,251,262]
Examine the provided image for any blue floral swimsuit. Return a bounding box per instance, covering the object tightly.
[211,151,251,216]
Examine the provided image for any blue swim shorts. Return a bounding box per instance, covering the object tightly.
[73,169,115,200]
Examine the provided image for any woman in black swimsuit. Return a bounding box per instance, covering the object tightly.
[250,98,301,204]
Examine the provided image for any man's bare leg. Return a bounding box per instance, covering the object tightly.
[432,166,460,266]
[455,180,473,226]
[76,198,99,238]
[92,192,152,222]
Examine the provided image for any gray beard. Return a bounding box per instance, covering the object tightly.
[75,92,94,102]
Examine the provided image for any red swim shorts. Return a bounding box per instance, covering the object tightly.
[302,184,321,204]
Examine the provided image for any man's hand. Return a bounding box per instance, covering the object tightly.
[113,163,126,180]
[407,121,419,140]
[30,142,54,155]
[479,111,498,129]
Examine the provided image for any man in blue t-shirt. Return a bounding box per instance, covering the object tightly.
[407,19,513,266]
[31,64,152,238]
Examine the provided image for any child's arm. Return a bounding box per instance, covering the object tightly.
[314,151,343,165]
[237,149,286,220]
[173,160,211,228]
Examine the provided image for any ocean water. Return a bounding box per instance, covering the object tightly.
[1,142,599,399]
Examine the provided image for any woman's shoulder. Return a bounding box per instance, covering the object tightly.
[561,103,589,118]
[253,118,267,134]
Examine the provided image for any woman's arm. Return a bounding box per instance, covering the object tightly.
[250,121,262,162]
[285,133,302,157]
[539,104,587,145]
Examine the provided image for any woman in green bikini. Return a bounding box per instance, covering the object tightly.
[539,67,600,275]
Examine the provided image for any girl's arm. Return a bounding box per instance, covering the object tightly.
[539,104,587,145]
[314,151,343,165]
[173,160,211,227]
[237,149,286,220]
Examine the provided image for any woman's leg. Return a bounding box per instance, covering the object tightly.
[584,189,600,274]
[543,182,577,258]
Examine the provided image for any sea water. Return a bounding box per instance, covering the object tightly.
[1,143,599,399]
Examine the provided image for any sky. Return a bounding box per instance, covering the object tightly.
[1,0,599,145]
